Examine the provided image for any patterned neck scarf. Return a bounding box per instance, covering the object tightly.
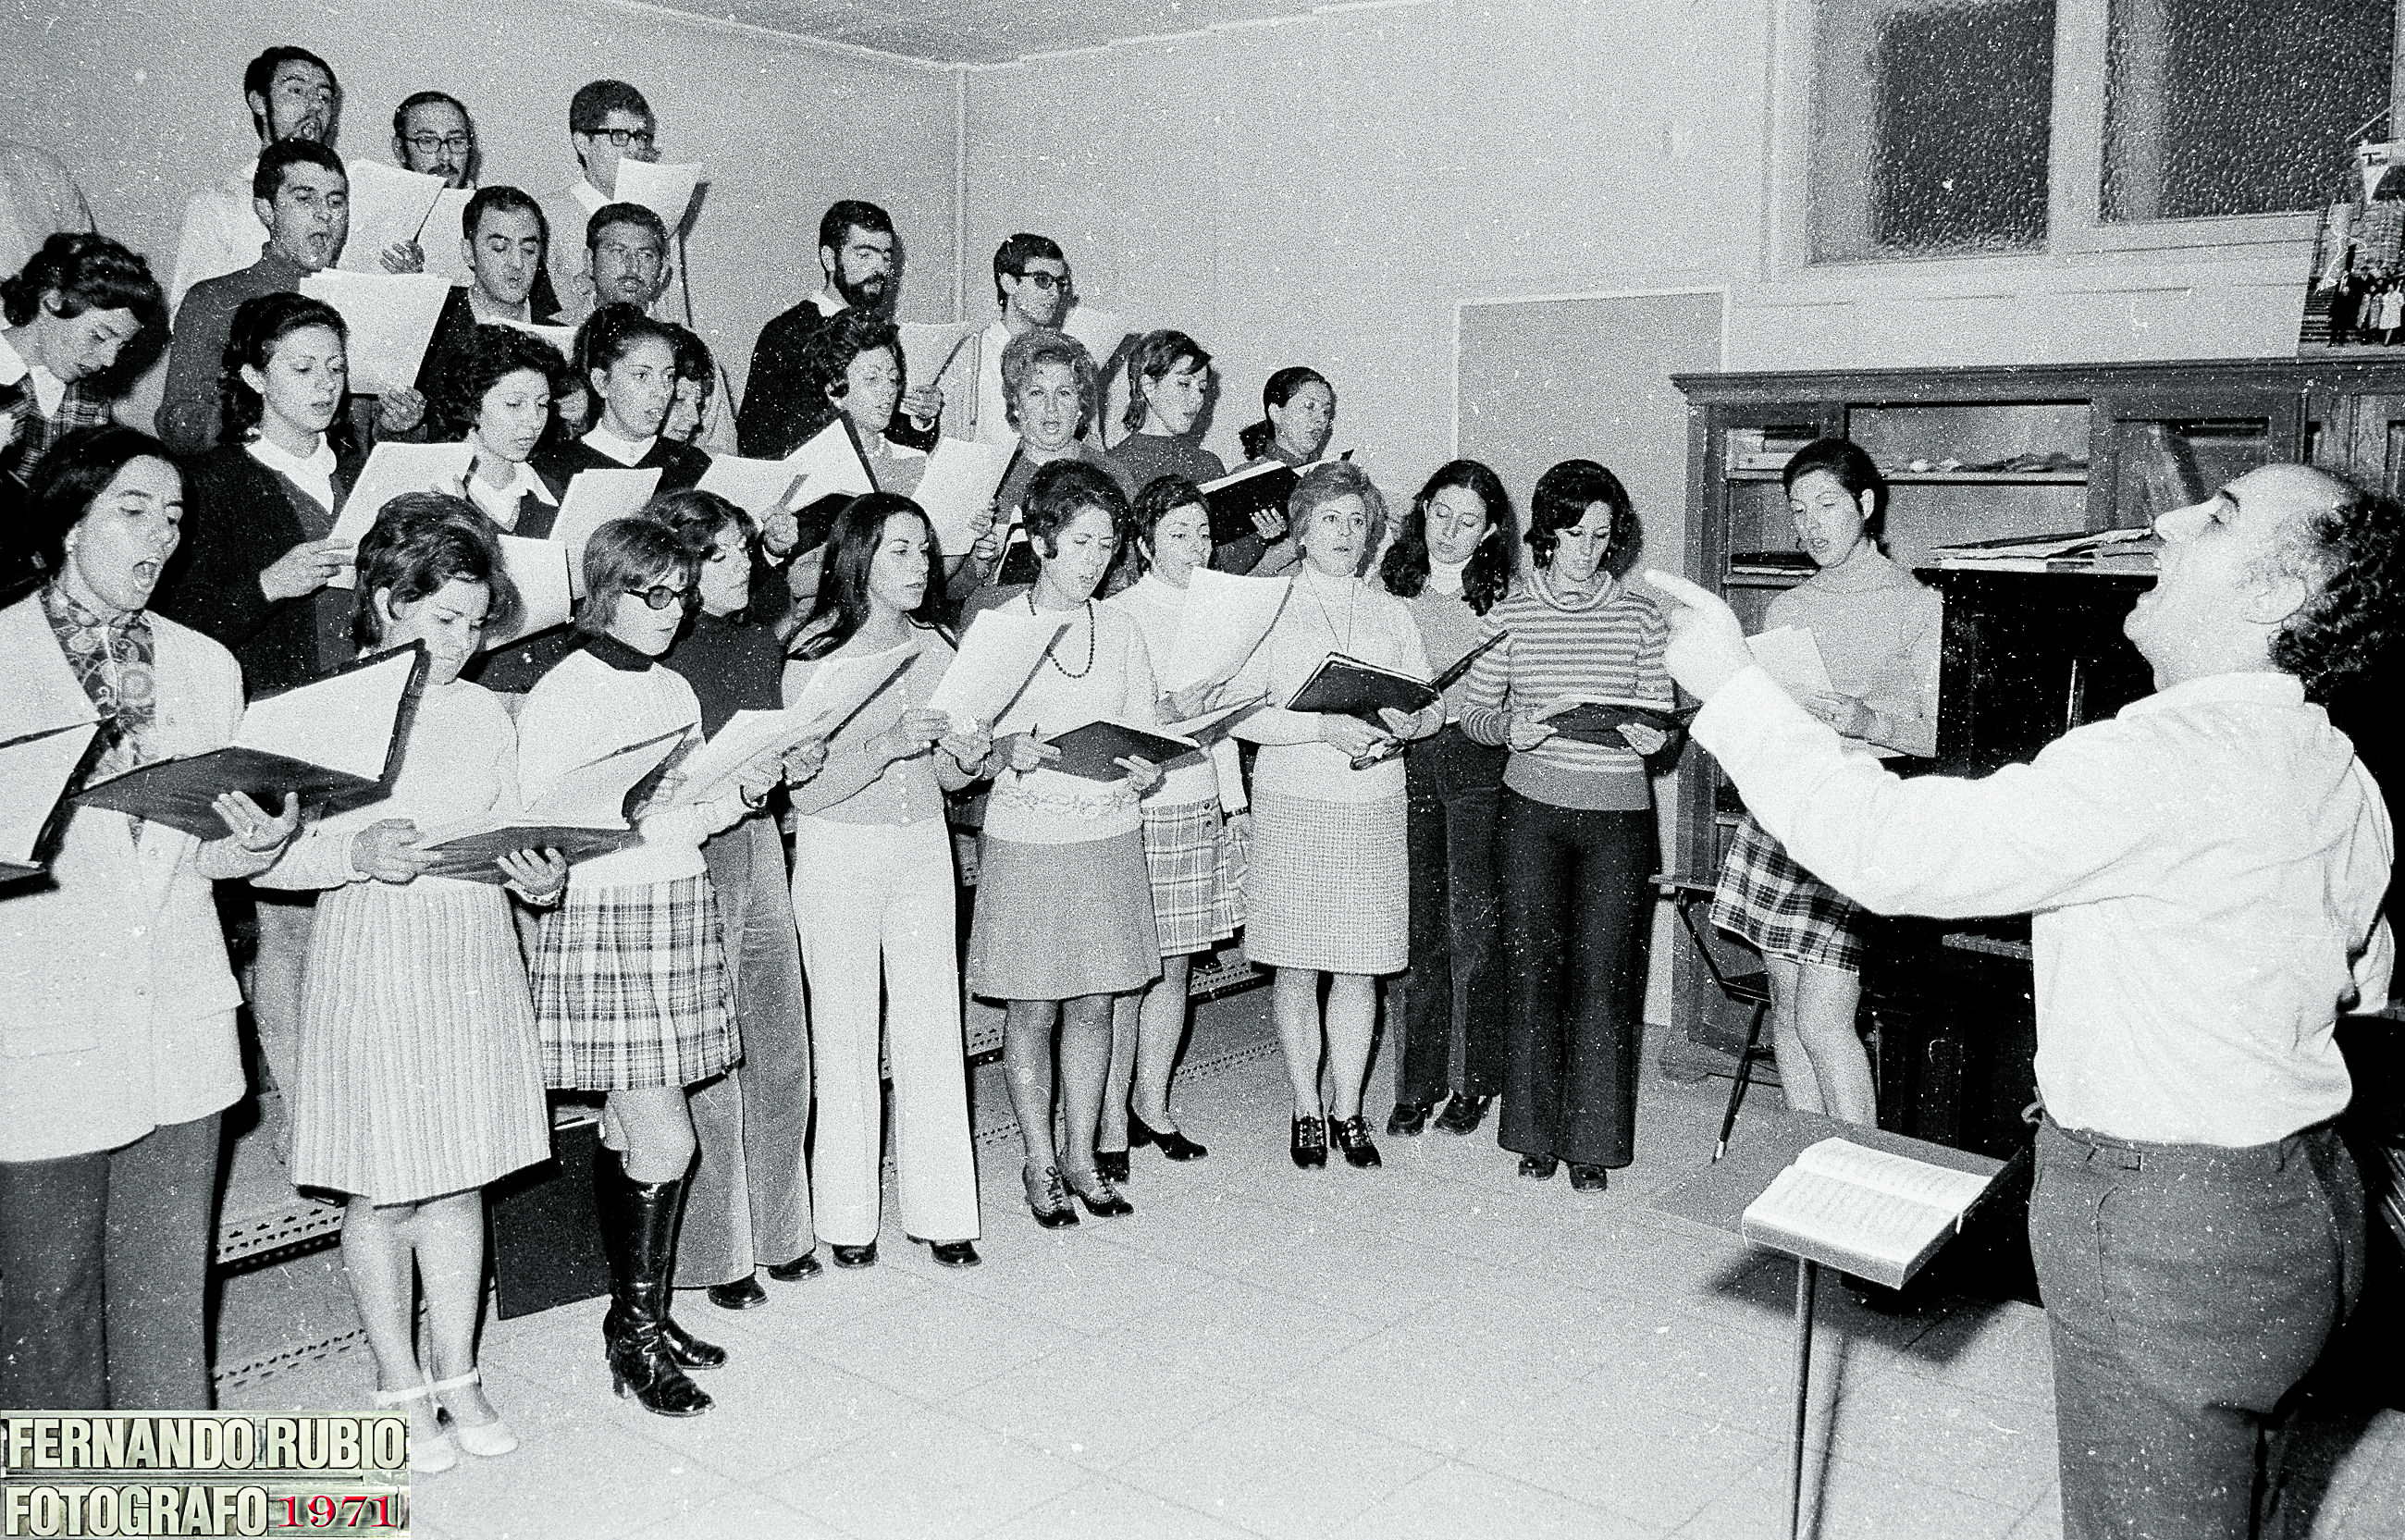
[42,580,158,789]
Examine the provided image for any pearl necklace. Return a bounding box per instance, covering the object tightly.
[1028,593,1097,678]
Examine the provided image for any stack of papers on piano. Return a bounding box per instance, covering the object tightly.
[1930,527,2158,573]
[1741,1138,1997,1290]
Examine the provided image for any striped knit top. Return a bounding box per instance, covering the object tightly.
[1458,573,1673,811]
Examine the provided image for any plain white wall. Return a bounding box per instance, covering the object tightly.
[0,0,962,401]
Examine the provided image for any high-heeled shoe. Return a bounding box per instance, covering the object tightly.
[1062,1165,1135,1218]
[371,1381,456,1473]
[596,1161,716,1416]
[1094,1147,1132,1184]
[428,1368,517,1458]
[1023,1163,1081,1229]
[594,1149,722,1373]
[1130,1112,1208,1161]
[1330,1115,1382,1169]
[1290,1114,1328,1169]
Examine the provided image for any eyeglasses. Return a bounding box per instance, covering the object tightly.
[623,584,687,610]
[404,132,474,155]
[1014,269,1068,292]
[588,128,657,152]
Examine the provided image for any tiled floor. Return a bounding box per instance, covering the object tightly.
[224,990,2405,1539]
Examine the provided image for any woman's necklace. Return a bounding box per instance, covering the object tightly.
[1029,593,1097,678]
[1300,566,1358,652]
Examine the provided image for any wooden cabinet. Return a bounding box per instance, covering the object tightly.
[1667,356,2405,1110]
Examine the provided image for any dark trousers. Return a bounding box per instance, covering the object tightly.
[1398,727,1507,1104]
[2029,1116,2364,1540]
[1495,790,1656,1167]
[679,816,815,1285]
[0,1113,224,1409]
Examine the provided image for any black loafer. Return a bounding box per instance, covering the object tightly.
[766,1250,822,1283]
[830,1242,878,1269]
[1568,1163,1608,1192]
[1290,1115,1328,1169]
[705,1275,769,1311]
[1386,1101,1433,1137]
[1518,1153,1559,1180]
[1435,1093,1491,1136]
[1130,1113,1208,1161]
[914,1238,981,1268]
[1094,1148,1131,1185]
[1330,1115,1382,1169]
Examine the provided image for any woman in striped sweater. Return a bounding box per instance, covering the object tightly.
[1459,461,1682,1190]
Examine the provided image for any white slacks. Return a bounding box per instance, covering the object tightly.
[791,814,980,1245]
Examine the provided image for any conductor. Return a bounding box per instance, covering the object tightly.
[1646,462,2404,1540]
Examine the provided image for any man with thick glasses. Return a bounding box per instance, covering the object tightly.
[963,232,1070,445]
[391,91,476,191]
[539,80,693,329]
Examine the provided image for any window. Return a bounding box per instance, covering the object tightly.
[2102,0,2396,222]
[1805,0,2400,263]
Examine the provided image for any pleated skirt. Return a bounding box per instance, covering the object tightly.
[1243,788,1408,975]
[1141,797,1244,956]
[535,875,738,1090]
[290,878,550,1204]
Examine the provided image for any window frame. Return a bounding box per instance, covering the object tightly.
[1778,0,2405,272]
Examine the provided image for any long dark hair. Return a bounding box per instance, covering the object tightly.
[1237,365,1331,462]
[3,232,163,329]
[1380,459,1514,615]
[792,492,951,661]
[650,487,791,632]
[219,291,352,453]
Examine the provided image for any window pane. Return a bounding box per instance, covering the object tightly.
[2103,0,2396,222]
[1811,0,2057,261]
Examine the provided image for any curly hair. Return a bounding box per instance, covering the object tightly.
[20,425,179,583]
[1288,460,1388,576]
[998,329,1097,433]
[788,308,901,446]
[1526,459,1641,577]
[352,492,521,649]
[2,232,164,329]
[218,291,350,450]
[2266,475,2405,701]
[437,323,570,440]
[1380,459,1515,616]
[1025,459,1131,559]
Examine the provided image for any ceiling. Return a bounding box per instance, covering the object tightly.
[670,0,1338,66]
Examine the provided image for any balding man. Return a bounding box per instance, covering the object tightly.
[1647,462,2405,1540]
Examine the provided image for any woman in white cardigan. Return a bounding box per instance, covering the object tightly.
[0,425,302,1409]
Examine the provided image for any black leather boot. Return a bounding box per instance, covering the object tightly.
[597,1159,716,1417]
[595,1149,724,1371]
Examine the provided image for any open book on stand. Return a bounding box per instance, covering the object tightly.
[1740,1137,2001,1291]
[73,645,428,840]
[413,727,686,881]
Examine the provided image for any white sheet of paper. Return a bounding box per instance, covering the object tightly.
[1748,626,1835,701]
[784,642,916,725]
[337,162,447,274]
[487,536,573,647]
[1061,303,1129,366]
[677,643,919,802]
[897,321,977,394]
[783,417,876,501]
[324,442,476,586]
[550,468,663,597]
[234,647,422,782]
[420,187,475,283]
[926,609,1068,729]
[1,722,101,866]
[297,270,452,395]
[911,437,1014,555]
[1161,569,1292,693]
[499,318,576,363]
[611,161,703,234]
[694,455,806,523]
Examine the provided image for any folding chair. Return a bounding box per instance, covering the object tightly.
[1651,874,1773,1161]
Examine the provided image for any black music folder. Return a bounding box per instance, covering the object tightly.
[1285,653,1438,724]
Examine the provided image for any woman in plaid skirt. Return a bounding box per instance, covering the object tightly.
[1709,439,1941,1124]
[515,514,796,1419]
[1095,475,1253,1180]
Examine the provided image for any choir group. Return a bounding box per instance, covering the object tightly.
[0,48,1938,1474]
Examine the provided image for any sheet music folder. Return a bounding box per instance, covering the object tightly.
[1285,653,1437,723]
[72,645,428,840]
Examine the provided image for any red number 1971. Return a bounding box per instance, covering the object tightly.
[275,1494,401,1528]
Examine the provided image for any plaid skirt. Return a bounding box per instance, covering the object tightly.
[1243,788,1408,975]
[1709,811,1864,974]
[1142,797,1244,956]
[534,874,738,1090]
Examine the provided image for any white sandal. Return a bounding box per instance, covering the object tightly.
[370,1381,457,1473]
[429,1368,518,1458]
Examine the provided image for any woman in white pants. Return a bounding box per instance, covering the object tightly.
[784,493,991,1268]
